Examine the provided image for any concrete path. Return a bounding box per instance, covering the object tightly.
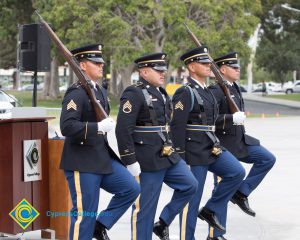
[7,101,300,239]
[100,116,300,239]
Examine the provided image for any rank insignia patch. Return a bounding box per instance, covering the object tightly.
[175,101,184,110]
[123,100,132,113]
[67,100,77,111]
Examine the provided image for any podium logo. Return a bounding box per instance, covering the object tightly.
[9,198,40,230]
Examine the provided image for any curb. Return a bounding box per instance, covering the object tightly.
[242,93,300,109]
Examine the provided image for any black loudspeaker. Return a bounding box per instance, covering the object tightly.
[19,23,51,72]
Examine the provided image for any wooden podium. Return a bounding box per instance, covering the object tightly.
[0,117,51,234]
[48,139,71,240]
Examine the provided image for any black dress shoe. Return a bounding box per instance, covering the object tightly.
[153,220,170,240]
[93,221,110,240]
[231,191,256,217]
[207,236,227,240]
[198,207,225,232]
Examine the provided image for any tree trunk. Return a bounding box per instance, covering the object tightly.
[43,71,51,98]
[49,58,60,99]
[111,64,135,98]
[109,58,117,95]
[68,65,76,86]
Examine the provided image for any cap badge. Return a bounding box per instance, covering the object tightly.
[98,45,102,50]
[204,48,208,53]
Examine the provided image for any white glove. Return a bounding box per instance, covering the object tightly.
[233,111,246,125]
[127,162,141,177]
[97,118,115,133]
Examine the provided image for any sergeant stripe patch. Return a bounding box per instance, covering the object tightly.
[123,100,132,113]
[175,101,184,110]
[67,99,77,111]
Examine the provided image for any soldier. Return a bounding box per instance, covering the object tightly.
[207,52,276,239]
[60,44,140,240]
[116,53,198,240]
[170,46,246,240]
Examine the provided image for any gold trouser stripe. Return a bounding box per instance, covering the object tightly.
[210,176,222,237]
[132,176,140,240]
[180,203,189,240]
[73,171,83,240]
[209,226,214,237]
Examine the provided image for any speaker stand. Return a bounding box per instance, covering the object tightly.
[32,70,38,107]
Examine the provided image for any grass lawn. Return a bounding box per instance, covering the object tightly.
[6,90,298,122]
[267,93,300,102]
[6,90,120,117]
[7,90,63,108]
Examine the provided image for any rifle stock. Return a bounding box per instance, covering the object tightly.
[184,23,239,113]
[35,11,107,121]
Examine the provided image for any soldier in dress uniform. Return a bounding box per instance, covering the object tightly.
[115,53,198,240]
[207,52,276,239]
[60,44,140,240]
[170,46,246,240]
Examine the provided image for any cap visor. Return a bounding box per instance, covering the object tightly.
[199,59,211,63]
[87,57,105,64]
[152,66,168,71]
[228,63,240,68]
[153,65,167,71]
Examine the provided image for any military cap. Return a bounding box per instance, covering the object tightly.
[180,46,211,65]
[134,52,167,71]
[71,44,105,63]
[214,52,240,68]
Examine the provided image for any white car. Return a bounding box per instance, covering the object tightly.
[253,81,282,93]
[0,90,17,119]
[283,80,300,94]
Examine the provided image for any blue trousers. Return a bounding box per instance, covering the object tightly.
[65,160,140,240]
[210,145,276,238]
[131,159,198,240]
[180,150,245,240]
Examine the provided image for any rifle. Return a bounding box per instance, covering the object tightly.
[184,23,240,113]
[35,11,107,121]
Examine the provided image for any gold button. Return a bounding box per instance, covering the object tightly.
[188,138,191,140]
[140,141,143,144]
[80,142,84,145]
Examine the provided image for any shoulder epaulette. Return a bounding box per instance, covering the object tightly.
[134,81,144,88]
[209,81,218,87]
[71,81,82,88]
[183,82,191,88]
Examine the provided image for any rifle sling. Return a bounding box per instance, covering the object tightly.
[189,85,220,146]
[140,87,171,144]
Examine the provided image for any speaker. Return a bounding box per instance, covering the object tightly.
[19,23,51,72]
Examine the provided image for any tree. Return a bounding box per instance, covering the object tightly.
[256,0,300,84]
[0,0,35,68]
[2,0,261,98]
[42,0,260,96]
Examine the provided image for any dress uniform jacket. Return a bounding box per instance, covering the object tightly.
[60,81,118,174]
[171,77,222,166]
[116,78,180,172]
[209,82,260,158]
